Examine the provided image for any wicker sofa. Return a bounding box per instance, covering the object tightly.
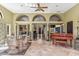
[7,36,31,55]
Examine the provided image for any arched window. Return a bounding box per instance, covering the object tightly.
[16,15,29,21]
[49,14,61,21]
[0,11,3,19]
[33,14,46,21]
[0,11,6,46]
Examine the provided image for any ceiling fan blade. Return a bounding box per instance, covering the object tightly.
[40,9,44,12]
[41,7,48,8]
[37,3,48,8]
[37,3,40,8]
[31,3,47,12]
[35,9,39,11]
[31,3,48,8]
[31,6,48,8]
[35,8,44,12]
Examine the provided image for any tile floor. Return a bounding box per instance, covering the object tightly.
[25,39,79,56]
[0,39,79,56]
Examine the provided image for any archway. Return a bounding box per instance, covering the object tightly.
[32,14,47,40]
[0,11,7,47]
[16,15,30,39]
[49,14,63,34]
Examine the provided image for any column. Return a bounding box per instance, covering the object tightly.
[37,24,39,39]
[41,25,42,39]
[47,23,49,40]
[30,23,32,41]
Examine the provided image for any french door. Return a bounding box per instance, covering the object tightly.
[32,23,47,40]
[16,24,30,39]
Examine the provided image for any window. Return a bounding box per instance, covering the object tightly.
[49,14,61,21]
[33,15,46,21]
[6,24,11,36]
[16,15,29,21]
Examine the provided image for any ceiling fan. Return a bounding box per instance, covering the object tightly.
[31,3,48,12]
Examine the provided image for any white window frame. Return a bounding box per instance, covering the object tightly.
[6,24,11,36]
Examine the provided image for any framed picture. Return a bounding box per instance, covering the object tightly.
[6,24,11,36]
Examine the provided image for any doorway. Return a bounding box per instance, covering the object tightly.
[32,23,47,40]
[67,21,73,34]
[16,24,30,39]
[48,24,63,34]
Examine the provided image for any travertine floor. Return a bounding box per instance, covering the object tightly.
[25,40,79,56]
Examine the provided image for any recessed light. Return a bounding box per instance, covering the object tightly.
[20,4,25,7]
[56,11,61,13]
[56,5,59,7]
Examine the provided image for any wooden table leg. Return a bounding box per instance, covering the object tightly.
[52,39,54,45]
[70,40,72,47]
[54,39,57,45]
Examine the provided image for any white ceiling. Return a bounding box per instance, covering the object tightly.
[0,3,77,13]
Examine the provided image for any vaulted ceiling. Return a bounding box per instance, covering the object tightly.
[0,3,77,13]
